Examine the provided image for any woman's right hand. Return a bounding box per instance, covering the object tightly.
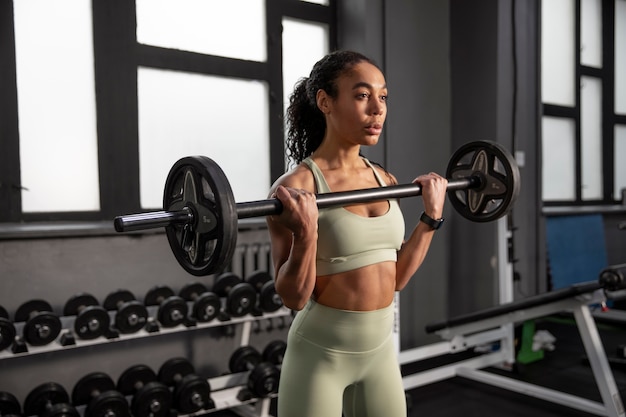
[270,185,318,241]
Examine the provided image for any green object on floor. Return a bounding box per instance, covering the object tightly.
[517,320,544,364]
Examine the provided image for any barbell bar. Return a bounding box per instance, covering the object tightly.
[113,140,521,276]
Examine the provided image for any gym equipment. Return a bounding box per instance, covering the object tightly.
[229,345,280,398]
[0,391,21,416]
[178,282,220,323]
[14,300,61,346]
[24,382,79,417]
[262,340,286,365]
[246,271,283,313]
[143,286,189,328]
[72,372,130,417]
[212,272,257,318]
[157,358,213,414]
[63,293,110,340]
[399,264,626,417]
[116,365,172,417]
[113,140,520,276]
[102,289,148,334]
[0,306,16,351]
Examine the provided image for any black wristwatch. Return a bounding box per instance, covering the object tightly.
[420,211,444,230]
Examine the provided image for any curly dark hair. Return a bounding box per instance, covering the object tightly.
[285,50,379,166]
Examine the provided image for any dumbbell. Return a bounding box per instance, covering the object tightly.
[245,270,284,313]
[23,382,79,417]
[0,391,21,416]
[0,306,16,351]
[71,372,131,417]
[157,358,213,414]
[63,293,110,340]
[116,365,172,417]
[102,290,148,334]
[178,282,221,323]
[14,300,61,346]
[262,340,287,366]
[229,345,280,398]
[144,286,189,328]
[212,272,257,318]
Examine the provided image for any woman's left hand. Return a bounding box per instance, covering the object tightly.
[413,172,448,219]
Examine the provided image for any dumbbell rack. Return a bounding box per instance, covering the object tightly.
[0,307,290,360]
[1,301,290,417]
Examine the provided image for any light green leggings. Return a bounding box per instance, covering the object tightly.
[277,300,406,417]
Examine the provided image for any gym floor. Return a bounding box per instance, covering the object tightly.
[214,313,626,416]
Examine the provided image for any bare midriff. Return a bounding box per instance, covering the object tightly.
[312,261,397,311]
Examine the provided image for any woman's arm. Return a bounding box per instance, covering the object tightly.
[395,173,448,290]
[266,177,319,311]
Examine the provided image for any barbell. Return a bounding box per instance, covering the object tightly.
[114,140,521,276]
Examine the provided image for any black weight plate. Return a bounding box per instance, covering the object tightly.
[163,156,238,276]
[24,382,70,417]
[144,286,175,306]
[84,390,130,417]
[248,362,280,398]
[259,281,283,312]
[446,140,520,222]
[179,282,208,301]
[227,283,256,317]
[263,340,287,365]
[212,272,242,296]
[156,297,188,327]
[158,358,195,386]
[0,391,21,415]
[174,375,211,414]
[63,293,99,316]
[229,346,261,373]
[0,319,16,351]
[73,306,110,340]
[0,306,9,319]
[23,312,61,346]
[193,292,220,322]
[44,402,80,417]
[71,372,116,406]
[115,301,148,334]
[117,364,157,395]
[131,382,172,417]
[246,270,272,292]
[15,299,54,322]
[102,289,137,311]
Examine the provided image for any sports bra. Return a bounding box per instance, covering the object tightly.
[302,157,405,276]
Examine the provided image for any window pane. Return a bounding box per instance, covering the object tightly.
[136,0,266,62]
[615,125,626,200]
[542,117,576,201]
[14,0,99,212]
[137,68,269,208]
[542,0,576,106]
[580,77,603,200]
[580,0,603,68]
[616,0,626,114]
[282,18,328,168]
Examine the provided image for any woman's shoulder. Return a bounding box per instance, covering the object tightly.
[365,158,399,186]
[268,163,315,196]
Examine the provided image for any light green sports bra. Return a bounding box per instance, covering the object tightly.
[302,157,405,276]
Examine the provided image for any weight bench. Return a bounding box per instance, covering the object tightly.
[399,265,626,417]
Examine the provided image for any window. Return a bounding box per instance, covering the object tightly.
[541,0,626,205]
[1,0,336,222]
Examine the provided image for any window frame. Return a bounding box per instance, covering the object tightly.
[541,0,621,207]
[0,0,337,223]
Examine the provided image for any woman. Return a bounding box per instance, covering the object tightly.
[266,50,447,417]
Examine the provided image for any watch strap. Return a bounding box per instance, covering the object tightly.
[420,211,444,230]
